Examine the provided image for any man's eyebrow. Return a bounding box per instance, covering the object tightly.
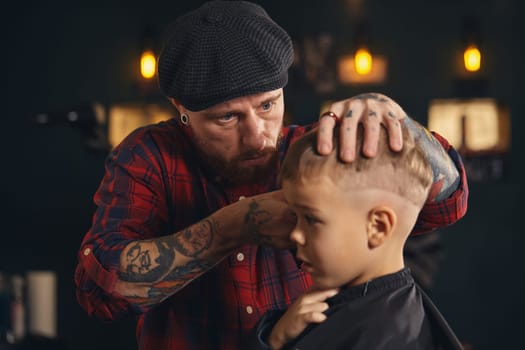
[203,108,240,118]
[261,92,282,104]
[204,92,282,116]
[202,106,237,118]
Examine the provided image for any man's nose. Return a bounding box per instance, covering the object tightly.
[241,112,265,151]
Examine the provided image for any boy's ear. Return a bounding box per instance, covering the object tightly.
[366,206,396,249]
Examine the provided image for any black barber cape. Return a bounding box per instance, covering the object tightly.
[249,268,463,350]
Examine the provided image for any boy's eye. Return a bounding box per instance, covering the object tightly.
[304,214,321,225]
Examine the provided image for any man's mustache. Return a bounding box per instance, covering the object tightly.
[239,147,276,161]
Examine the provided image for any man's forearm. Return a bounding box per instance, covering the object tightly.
[403,117,460,202]
[113,191,293,308]
[115,210,244,307]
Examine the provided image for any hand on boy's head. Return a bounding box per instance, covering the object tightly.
[317,93,406,162]
[240,190,297,249]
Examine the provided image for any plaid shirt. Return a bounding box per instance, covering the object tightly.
[74,119,468,349]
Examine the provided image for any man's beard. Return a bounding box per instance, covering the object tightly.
[193,134,282,186]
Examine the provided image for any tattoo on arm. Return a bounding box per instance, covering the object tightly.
[403,118,460,202]
[243,199,272,245]
[146,259,213,301]
[118,218,220,303]
[120,218,215,283]
[121,240,175,282]
[171,219,214,257]
[122,259,214,306]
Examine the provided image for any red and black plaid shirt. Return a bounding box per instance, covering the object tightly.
[74,119,468,349]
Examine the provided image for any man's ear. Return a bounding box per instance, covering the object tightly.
[366,206,396,249]
[168,97,184,112]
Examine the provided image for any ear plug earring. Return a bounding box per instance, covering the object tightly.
[180,113,189,125]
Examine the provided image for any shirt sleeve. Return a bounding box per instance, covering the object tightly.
[74,128,171,321]
[412,131,469,235]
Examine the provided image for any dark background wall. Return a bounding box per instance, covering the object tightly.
[2,0,521,349]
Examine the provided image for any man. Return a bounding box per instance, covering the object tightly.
[74,1,468,349]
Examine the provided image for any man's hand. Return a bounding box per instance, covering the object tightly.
[236,190,297,249]
[317,92,405,162]
[268,288,339,349]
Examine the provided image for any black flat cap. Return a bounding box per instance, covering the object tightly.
[157,0,294,111]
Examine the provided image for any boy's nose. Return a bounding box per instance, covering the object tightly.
[289,226,305,245]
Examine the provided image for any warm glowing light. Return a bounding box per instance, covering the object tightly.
[354,48,373,75]
[428,98,510,153]
[140,50,156,79]
[109,103,172,148]
[463,45,481,72]
[338,54,387,84]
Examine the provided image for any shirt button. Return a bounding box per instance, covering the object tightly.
[246,306,253,314]
[238,195,245,201]
[236,253,245,262]
[83,248,91,256]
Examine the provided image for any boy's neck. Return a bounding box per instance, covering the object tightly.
[337,268,413,301]
[345,252,405,288]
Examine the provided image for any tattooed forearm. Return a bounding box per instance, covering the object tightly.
[403,117,460,202]
[147,259,213,300]
[243,199,272,245]
[120,240,175,282]
[170,219,214,257]
[120,218,215,284]
[164,259,213,280]
[125,259,215,306]
[116,217,225,305]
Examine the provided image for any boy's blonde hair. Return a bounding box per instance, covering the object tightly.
[280,124,433,207]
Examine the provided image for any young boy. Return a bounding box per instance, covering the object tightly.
[250,123,463,350]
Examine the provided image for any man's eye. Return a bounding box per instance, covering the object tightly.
[218,114,236,122]
[261,101,274,111]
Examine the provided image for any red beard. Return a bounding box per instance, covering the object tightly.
[193,136,282,186]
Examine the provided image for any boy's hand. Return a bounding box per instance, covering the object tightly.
[317,92,405,162]
[268,288,339,349]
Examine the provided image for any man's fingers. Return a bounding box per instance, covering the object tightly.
[338,100,363,162]
[361,100,382,157]
[317,114,337,155]
[317,94,406,159]
[384,111,404,151]
[316,99,350,155]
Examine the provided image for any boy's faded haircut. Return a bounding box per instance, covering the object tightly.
[279,124,433,207]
